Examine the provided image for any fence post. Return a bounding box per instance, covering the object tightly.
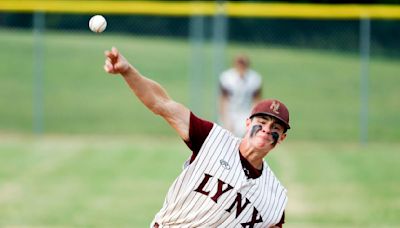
[189,13,205,115]
[212,1,228,122]
[359,16,370,144]
[33,11,45,135]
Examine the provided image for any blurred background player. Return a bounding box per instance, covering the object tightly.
[219,54,263,137]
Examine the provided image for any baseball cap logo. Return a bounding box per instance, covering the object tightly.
[270,101,280,114]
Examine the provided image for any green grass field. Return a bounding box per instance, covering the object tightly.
[0,28,399,141]
[0,28,399,227]
[1,135,399,227]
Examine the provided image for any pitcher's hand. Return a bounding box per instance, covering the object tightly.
[104,47,132,75]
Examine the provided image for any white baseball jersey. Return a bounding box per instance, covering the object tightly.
[219,68,262,137]
[151,125,287,227]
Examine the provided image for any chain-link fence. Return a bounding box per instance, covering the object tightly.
[0,4,399,142]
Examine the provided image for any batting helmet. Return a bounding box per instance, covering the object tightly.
[249,99,291,130]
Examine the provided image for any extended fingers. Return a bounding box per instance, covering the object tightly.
[104,47,119,62]
[111,47,118,56]
[104,58,116,73]
[104,64,112,73]
[104,47,126,74]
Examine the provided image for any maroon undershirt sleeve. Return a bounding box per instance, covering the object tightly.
[276,211,285,227]
[184,112,213,163]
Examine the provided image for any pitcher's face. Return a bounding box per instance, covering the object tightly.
[245,116,287,150]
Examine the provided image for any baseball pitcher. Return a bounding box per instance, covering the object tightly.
[104,47,290,228]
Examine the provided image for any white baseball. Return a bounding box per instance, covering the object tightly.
[89,15,107,33]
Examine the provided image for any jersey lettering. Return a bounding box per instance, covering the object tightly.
[211,178,234,203]
[240,207,263,228]
[195,173,263,226]
[226,192,251,218]
[195,173,233,203]
[194,173,213,196]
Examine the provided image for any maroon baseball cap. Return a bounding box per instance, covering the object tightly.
[249,99,291,130]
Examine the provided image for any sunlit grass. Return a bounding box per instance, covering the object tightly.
[0,135,399,226]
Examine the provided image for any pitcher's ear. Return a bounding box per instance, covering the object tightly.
[279,133,287,143]
[245,118,252,128]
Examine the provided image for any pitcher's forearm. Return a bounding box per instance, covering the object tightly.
[122,67,170,115]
